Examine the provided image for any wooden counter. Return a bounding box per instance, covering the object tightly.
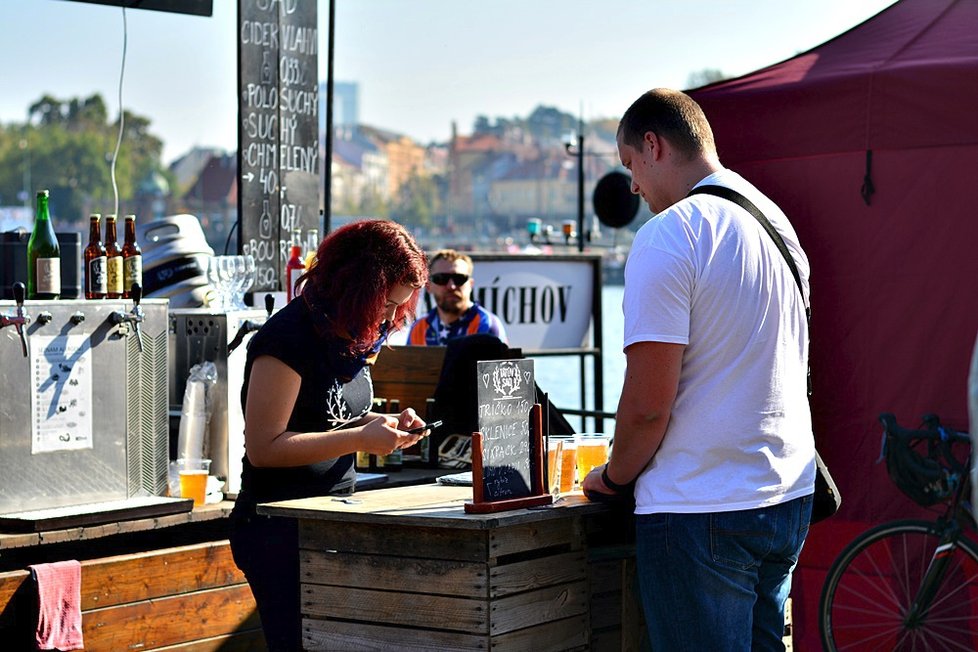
[261,484,644,651]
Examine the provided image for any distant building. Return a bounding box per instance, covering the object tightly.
[169,146,227,195]
[174,153,237,250]
[359,125,426,198]
[319,81,359,134]
[488,156,578,219]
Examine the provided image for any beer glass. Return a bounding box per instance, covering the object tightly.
[576,434,612,486]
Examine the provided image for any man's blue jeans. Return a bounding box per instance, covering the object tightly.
[634,494,812,651]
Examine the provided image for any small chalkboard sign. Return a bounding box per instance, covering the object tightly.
[465,359,552,513]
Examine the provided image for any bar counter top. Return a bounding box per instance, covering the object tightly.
[260,482,607,529]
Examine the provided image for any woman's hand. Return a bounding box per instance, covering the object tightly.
[358,414,426,455]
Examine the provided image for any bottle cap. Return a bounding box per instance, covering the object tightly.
[37,189,49,198]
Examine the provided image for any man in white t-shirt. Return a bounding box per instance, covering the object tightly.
[582,88,816,650]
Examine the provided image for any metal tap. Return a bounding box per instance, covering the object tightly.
[109,282,145,353]
[0,282,31,357]
[227,294,275,354]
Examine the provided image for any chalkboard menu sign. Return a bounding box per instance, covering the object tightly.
[238,0,320,292]
[475,359,536,502]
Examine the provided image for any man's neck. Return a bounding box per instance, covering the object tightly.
[668,156,723,206]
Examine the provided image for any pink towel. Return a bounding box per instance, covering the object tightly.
[29,560,84,651]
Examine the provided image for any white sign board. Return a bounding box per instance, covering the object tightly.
[389,253,599,351]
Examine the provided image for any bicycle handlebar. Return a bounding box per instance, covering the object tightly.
[879,412,971,476]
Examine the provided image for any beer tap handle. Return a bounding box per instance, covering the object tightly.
[264,293,275,316]
[11,282,29,358]
[131,282,143,312]
[130,282,144,353]
[13,282,25,308]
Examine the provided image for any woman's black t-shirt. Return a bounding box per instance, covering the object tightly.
[232,298,373,514]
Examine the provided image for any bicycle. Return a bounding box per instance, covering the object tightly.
[819,412,977,651]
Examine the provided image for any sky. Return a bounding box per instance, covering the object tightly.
[1,0,900,165]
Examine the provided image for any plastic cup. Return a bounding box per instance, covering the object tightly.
[576,434,612,485]
[546,438,563,495]
[558,438,578,493]
[177,458,211,507]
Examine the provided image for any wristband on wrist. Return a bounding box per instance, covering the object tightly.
[601,465,633,494]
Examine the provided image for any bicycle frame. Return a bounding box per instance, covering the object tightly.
[905,474,973,626]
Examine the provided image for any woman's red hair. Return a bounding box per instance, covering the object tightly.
[300,219,427,352]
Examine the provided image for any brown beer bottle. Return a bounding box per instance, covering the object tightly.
[121,214,142,299]
[83,214,107,299]
[105,215,123,299]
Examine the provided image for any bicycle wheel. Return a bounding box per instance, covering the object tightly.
[820,519,978,651]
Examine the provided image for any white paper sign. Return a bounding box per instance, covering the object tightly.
[30,334,94,453]
[388,254,598,350]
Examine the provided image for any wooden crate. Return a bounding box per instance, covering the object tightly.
[587,545,646,652]
[298,517,590,650]
[371,345,447,413]
[0,541,264,651]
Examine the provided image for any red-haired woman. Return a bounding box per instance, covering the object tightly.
[229,219,429,651]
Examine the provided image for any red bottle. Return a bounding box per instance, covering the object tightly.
[286,244,305,302]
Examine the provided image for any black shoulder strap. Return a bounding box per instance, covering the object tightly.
[687,184,807,312]
[688,184,812,396]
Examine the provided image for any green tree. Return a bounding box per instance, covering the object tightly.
[0,93,165,223]
[686,68,728,89]
[392,172,443,229]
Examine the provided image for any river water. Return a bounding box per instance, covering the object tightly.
[533,284,626,431]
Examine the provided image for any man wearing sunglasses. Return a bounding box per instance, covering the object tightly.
[407,249,508,346]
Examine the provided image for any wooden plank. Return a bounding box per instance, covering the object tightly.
[490,550,586,598]
[150,629,267,651]
[590,627,623,652]
[302,584,488,634]
[82,584,260,650]
[588,559,624,596]
[371,345,446,412]
[590,591,623,630]
[490,580,588,636]
[0,569,32,647]
[0,569,29,608]
[301,549,488,597]
[491,614,589,651]
[304,618,487,651]
[490,517,582,559]
[80,540,246,610]
[0,501,234,551]
[301,520,489,562]
[620,557,644,652]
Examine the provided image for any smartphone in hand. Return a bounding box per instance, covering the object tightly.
[404,420,443,435]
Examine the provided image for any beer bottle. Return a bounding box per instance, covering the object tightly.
[105,215,123,299]
[27,189,61,300]
[121,214,142,299]
[84,214,108,299]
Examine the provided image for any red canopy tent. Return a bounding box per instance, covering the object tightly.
[688,0,978,647]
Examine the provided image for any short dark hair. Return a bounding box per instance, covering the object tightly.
[301,219,427,352]
[618,89,716,160]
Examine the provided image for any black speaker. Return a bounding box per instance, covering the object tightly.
[1,230,82,299]
[592,171,641,228]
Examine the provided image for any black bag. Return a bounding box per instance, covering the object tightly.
[812,450,842,522]
[688,185,842,524]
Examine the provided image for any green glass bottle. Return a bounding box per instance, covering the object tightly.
[27,189,61,300]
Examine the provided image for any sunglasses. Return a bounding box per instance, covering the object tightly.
[430,272,470,286]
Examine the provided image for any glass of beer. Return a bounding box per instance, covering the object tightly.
[558,438,578,493]
[177,458,211,507]
[546,438,563,495]
[576,434,612,486]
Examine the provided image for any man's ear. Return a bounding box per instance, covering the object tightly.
[644,131,661,159]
